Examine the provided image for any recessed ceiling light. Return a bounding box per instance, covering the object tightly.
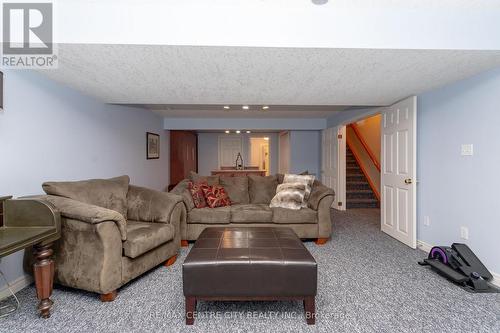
[225,130,230,134]
[262,106,269,110]
[223,106,230,110]
[264,137,269,141]
[246,130,251,134]
[311,0,328,5]
[242,105,249,110]
[236,130,241,134]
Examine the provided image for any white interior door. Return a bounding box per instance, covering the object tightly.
[278,131,290,174]
[321,126,346,210]
[381,96,417,248]
[219,136,243,167]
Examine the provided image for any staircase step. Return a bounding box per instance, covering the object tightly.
[347,190,376,200]
[347,174,365,181]
[347,198,380,209]
[346,166,361,171]
[346,181,371,190]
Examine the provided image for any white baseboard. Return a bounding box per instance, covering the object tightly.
[0,274,33,300]
[492,272,500,288]
[417,239,500,288]
[417,239,432,253]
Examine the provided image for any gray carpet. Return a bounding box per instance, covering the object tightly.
[2,209,499,332]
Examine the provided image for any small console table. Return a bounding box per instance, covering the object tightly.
[0,196,61,318]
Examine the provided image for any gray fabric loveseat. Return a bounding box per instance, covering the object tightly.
[170,174,335,244]
[25,176,186,301]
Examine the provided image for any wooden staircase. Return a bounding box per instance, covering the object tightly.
[346,146,380,208]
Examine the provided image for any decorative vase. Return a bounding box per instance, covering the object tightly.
[235,153,243,170]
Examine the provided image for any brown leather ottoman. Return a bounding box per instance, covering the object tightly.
[182,227,317,325]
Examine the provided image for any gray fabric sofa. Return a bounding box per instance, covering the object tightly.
[25,176,186,301]
[170,174,335,243]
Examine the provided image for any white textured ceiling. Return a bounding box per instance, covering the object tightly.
[40,44,500,117]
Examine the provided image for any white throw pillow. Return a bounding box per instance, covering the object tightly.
[283,174,315,208]
[269,182,306,210]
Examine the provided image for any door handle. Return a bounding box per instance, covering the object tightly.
[404,178,412,185]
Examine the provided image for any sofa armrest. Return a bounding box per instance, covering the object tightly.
[32,195,127,241]
[127,185,184,224]
[309,184,335,239]
[308,184,335,211]
[169,179,195,211]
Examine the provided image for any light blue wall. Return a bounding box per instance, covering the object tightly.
[164,117,327,130]
[0,70,169,287]
[289,131,321,177]
[197,132,279,176]
[418,67,500,274]
[197,133,220,176]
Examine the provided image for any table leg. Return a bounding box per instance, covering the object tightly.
[304,296,315,325]
[33,243,54,318]
[185,296,197,325]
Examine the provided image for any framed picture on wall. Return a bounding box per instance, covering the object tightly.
[147,132,160,159]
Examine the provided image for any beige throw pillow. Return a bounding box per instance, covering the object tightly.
[269,182,306,210]
[283,174,315,208]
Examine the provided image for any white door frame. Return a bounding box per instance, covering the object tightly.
[337,126,347,210]
[321,126,346,210]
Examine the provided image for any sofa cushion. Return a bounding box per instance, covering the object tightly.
[248,175,278,204]
[272,207,318,224]
[276,173,285,184]
[220,176,249,204]
[202,185,232,208]
[189,171,219,186]
[230,204,273,223]
[188,181,208,208]
[188,207,231,224]
[276,172,308,184]
[269,182,306,210]
[123,221,175,259]
[42,175,130,218]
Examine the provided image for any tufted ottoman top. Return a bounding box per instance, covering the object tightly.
[182,227,317,297]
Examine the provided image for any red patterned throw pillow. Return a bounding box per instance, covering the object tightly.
[202,185,231,208]
[188,181,208,209]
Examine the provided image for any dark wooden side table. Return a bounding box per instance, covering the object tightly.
[0,196,61,318]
